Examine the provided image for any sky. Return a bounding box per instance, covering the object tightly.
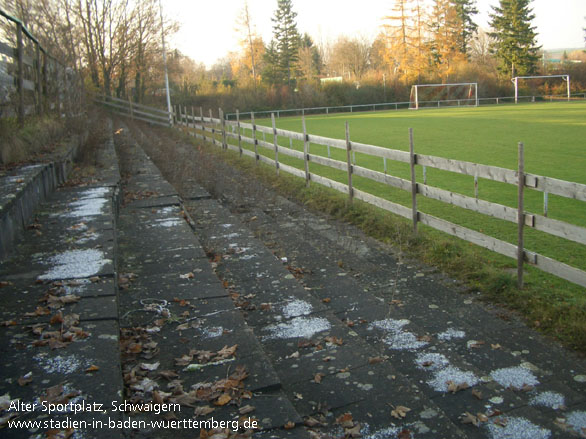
[164,0,586,67]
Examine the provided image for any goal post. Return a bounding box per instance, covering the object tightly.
[409,83,478,110]
[512,75,571,103]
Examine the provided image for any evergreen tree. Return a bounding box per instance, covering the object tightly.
[489,0,540,77]
[262,40,282,85]
[270,0,300,87]
[453,0,478,55]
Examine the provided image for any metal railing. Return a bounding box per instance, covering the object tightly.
[0,8,83,123]
[225,93,586,120]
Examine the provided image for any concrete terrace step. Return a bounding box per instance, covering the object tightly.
[0,124,124,438]
[113,123,302,439]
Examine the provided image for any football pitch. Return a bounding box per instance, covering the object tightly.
[250,101,586,276]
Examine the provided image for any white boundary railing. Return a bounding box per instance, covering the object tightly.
[224,93,586,120]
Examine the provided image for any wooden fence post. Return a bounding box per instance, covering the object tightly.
[209,109,215,145]
[271,113,279,175]
[191,106,195,132]
[543,191,549,217]
[42,52,48,114]
[517,142,525,289]
[345,121,353,203]
[36,43,42,115]
[220,108,227,149]
[302,115,310,187]
[200,107,206,142]
[16,22,25,125]
[409,128,418,234]
[128,94,134,119]
[236,109,242,156]
[251,112,258,164]
[55,61,61,117]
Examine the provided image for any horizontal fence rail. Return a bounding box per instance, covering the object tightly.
[108,101,586,289]
[0,8,83,122]
[95,95,172,127]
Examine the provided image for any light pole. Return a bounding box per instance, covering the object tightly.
[159,0,173,126]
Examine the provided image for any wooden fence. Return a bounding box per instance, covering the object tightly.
[171,106,586,290]
[0,8,83,123]
[95,95,172,127]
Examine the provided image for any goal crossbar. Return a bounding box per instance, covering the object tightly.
[410,82,478,110]
[512,75,570,103]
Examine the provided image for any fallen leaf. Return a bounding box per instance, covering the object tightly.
[304,416,324,427]
[335,413,354,428]
[50,313,64,324]
[368,356,383,364]
[1,320,17,327]
[214,393,232,406]
[460,412,479,426]
[325,336,343,346]
[322,298,331,303]
[239,404,255,415]
[447,380,470,394]
[391,405,411,419]
[180,272,195,279]
[491,343,502,350]
[18,372,33,386]
[477,413,489,423]
[397,430,412,439]
[158,370,179,380]
[345,424,361,437]
[85,365,100,373]
[471,389,483,400]
[314,373,325,384]
[140,362,160,371]
[284,421,295,430]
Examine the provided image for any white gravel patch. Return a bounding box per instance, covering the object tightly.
[427,365,480,392]
[415,352,450,371]
[368,319,428,351]
[154,218,182,228]
[282,299,313,318]
[34,353,91,374]
[530,391,565,410]
[360,423,401,439]
[437,328,466,341]
[485,417,551,439]
[566,411,586,436]
[200,326,223,338]
[263,316,330,340]
[38,249,110,280]
[490,366,539,389]
[67,196,108,218]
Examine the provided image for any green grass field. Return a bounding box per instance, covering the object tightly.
[236,102,585,276]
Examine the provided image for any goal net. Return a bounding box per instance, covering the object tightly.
[409,83,478,110]
[512,75,570,103]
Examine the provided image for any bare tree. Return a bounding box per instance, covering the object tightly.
[235,1,259,90]
[329,36,372,80]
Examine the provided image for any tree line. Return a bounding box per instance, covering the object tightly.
[175,0,586,112]
[3,0,585,112]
